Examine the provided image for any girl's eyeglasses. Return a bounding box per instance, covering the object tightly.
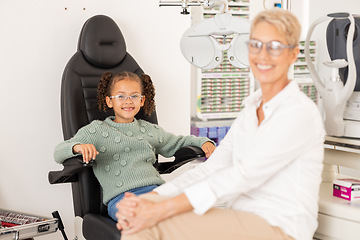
[109,94,143,102]
[246,39,295,56]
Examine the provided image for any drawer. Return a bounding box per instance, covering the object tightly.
[0,209,58,240]
[315,213,360,240]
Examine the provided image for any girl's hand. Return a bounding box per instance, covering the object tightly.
[73,144,99,163]
[201,141,216,158]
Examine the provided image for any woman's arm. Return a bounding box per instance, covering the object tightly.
[116,192,193,235]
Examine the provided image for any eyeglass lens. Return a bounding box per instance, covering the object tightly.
[247,40,290,56]
[111,94,142,102]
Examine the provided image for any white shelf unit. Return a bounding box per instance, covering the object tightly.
[314,136,360,240]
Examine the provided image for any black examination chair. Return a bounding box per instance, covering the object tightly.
[48,15,204,240]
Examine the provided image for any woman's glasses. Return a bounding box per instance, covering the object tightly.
[246,39,295,56]
[109,94,143,102]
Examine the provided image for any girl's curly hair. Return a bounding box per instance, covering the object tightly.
[97,71,156,116]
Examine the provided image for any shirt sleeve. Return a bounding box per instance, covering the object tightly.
[181,105,325,215]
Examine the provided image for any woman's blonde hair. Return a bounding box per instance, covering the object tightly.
[251,8,301,46]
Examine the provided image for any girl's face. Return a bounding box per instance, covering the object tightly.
[106,79,145,123]
[248,21,299,88]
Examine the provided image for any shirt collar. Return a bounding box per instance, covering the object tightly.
[243,80,300,119]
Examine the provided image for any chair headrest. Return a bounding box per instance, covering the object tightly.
[78,15,127,68]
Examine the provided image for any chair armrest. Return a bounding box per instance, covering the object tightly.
[157,146,205,174]
[48,156,93,184]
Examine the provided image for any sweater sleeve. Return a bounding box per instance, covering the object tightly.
[154,125,214,158]
[53,126,92,164]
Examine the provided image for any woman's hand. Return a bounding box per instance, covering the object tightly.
[72,144,99,163]
[115,192,163,234]
[201,141,216,158]
[116,192,193,235]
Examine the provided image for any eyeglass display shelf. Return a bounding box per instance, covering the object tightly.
[295,40,316,75]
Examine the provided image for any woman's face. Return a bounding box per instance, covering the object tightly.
[248,21,299,87]
[106,79,145,123]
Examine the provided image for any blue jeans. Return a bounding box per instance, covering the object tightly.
[107,185,158,221]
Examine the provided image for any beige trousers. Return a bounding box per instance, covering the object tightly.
[121,195,294,240]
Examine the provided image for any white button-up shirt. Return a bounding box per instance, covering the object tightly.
[155,80,325,240]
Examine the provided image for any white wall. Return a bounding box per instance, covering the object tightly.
[1,1,360,239]
[0,1,190,239]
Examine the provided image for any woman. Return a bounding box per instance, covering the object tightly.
[116,8,325,240]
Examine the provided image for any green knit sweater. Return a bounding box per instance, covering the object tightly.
[54,117,211,204]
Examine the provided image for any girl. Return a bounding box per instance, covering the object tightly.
[54,71,215,221]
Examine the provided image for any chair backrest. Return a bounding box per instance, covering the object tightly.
[61,14,157,218]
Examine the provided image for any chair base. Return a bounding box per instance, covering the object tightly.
[83,214,121,240]
[74,216,86,240]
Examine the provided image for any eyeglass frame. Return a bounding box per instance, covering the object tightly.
[108,94,144,102]
[246,39,296,56]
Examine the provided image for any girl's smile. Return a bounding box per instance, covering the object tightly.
[106,79,145,123]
